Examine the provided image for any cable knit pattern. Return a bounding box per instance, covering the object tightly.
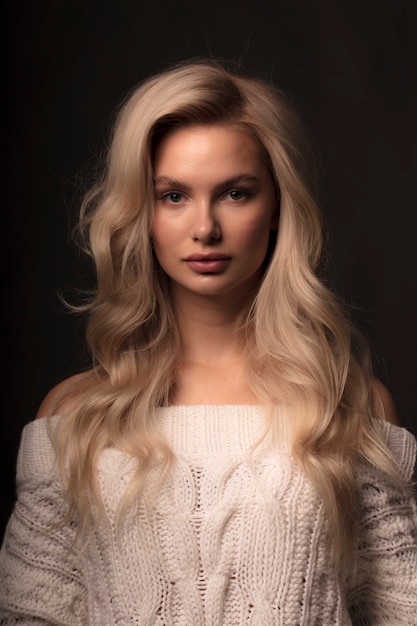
[0,406,416,625]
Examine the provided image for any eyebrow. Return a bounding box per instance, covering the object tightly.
[153,174,260,192]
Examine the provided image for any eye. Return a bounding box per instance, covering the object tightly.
[227,189,249,201]
[160,191,184,203]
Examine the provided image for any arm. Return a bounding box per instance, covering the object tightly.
[372,377,401,426]
[347,426,417,625]
[0,420,88,624]
[35,370,95,419]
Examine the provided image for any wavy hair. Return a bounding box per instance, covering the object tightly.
[51,59,401,567]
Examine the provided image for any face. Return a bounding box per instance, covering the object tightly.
[151,124,278,304]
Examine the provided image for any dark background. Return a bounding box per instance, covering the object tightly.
[2,0,416,541]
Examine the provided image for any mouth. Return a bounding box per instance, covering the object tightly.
[183,254,231,273]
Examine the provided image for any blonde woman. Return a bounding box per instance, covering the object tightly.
[1,60,416,625]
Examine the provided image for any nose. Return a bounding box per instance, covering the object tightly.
[190,202,221,243]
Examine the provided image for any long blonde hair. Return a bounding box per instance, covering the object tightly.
[51,59,401,566]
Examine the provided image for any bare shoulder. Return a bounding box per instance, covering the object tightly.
[371,377,400,426]
[35,370,96,419]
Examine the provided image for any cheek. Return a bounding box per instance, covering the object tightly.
[152,212,186,243]
[151,215,186,273]
[238,215,273,247]
[236,216,275,269]
[151,215,172,251]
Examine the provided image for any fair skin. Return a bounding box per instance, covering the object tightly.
[152,124,278,404]
[36,124,400,421]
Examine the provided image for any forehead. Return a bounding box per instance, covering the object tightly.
[153,124,268,175]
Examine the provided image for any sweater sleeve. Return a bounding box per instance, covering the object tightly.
[347,424,417,626]
[0,419,88,625]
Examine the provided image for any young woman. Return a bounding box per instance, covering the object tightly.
[1,60,416,625]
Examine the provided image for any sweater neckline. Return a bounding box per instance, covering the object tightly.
[155,405,290,456]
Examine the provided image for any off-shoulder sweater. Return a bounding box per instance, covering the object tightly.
[0,406,416,625]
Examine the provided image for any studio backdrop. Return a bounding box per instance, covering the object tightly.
[2,0,416,540]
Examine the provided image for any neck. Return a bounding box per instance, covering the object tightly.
[172,289,253,367]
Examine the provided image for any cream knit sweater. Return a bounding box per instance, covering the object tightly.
[0,406,416,625]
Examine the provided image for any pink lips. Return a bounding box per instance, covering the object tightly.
[184,253,231,273]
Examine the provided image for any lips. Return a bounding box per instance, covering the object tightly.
[183,253,231,273]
